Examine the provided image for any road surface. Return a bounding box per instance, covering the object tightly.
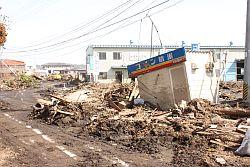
[0,84,173,167]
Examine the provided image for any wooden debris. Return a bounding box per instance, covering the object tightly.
[54,109,74,116]
[119,109,138,116]
[107,99,122,111]
[210,140,232,148]
[197,131,214,135]
[215,108,250,117]
[236,128,247,134]
[117,101,126,110]
[36,99,53,106]
[49,94,71,105]
[129,83,139,101]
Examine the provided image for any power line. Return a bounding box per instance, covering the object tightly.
[5,0,171,54]
[5,0,142,54]
[5,0,185,58]
[10,0,135,49]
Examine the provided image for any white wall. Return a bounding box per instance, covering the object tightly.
[138,63,190,110]
[87,46,160,82]
[86,46,245,83]
[185,51,219,102]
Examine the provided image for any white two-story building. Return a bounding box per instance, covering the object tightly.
[86,45,245,83]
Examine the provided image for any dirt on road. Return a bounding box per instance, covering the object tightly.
[0,82,175,167]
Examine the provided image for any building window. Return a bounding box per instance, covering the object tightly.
[98,72,107,79]
[113,52,122,60]
[99,52,106,60]
[86,54,91,64]
[216,53,221,60]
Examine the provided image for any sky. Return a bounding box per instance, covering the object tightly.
[0,0,247,66]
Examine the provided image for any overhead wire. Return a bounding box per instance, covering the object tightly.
[4,0,185,61]
[6,0,143,54]
[8,16,137,57]
[5,0,185,59]
[5,0,171,54]
[10,0,136,49]
[149,0,184,16]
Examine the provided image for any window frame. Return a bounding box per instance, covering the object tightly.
[98,72,107,79]
[113,52,122,60]
[98,52,106,60]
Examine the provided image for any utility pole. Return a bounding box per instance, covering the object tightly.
[244,0,250,102]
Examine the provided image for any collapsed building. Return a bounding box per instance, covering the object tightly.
[128,47,221,109]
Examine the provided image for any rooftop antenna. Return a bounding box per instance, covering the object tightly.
[181,41,185,47]
[229,41,233,46]
[130,40,133,45]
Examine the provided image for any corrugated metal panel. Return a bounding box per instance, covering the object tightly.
[225,61,236,81]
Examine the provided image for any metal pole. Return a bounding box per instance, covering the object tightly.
[244,0,250,102]
[150,22,153,58]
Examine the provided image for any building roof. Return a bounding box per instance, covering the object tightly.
[70,64,86,71]
[0,59,25,66]
[41,62,73,67]
[87,44,245,50]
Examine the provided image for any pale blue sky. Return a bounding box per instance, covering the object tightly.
[0,0,247,66]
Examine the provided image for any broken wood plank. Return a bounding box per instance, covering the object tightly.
[215,108,250,117]
[54,109,74,116]
[236,128,247,134]
[196,131,214,135]
[107,99,122,111]
[117,101,126,110]
[49,94,71,104]
[119,109,138,116]
[210,140,232,148]
[36,99,53,106]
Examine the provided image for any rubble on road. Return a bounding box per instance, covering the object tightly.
[29,81,250,166]
[219,81,243,101]
[0,100,10,110]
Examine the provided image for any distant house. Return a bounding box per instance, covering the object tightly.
[67,64,87,81]
[39,62,73,74]
[37,62,86,80]
[0,59,26,79]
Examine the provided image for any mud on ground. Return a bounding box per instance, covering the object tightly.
[27,81,250,166]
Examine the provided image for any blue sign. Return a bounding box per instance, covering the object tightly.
[127,47,186,77]
[191,44,200,51]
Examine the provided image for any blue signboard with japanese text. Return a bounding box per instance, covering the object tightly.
[127,47,186,77]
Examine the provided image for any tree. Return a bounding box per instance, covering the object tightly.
[0,6,8,46]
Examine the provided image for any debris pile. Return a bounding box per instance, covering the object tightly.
[219,81,243,101]
[30,83,134,125]
[0,100,10,110]
[30,82,250,166]
[0,74,40,91]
